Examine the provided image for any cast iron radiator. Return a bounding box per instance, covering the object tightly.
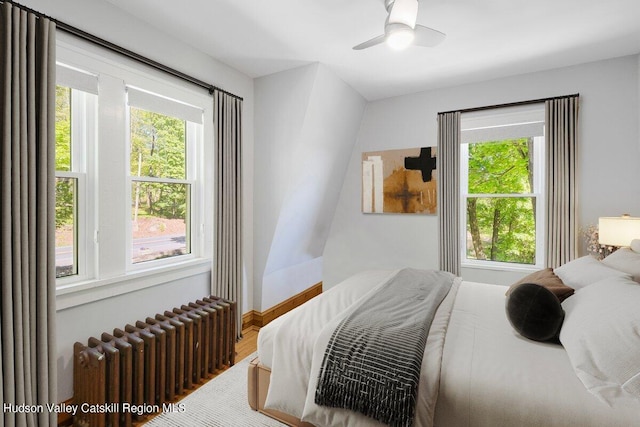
[73,296,236,427]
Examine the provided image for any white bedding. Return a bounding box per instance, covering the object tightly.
[257,270,398,371]
[259,269,460,427]
[257,272,640,427]
[436,280,640,427]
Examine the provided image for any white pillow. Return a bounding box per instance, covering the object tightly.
[554,255,631,290]
[631,239,640,253]
[601,248,640,283]
[560,276,640,405]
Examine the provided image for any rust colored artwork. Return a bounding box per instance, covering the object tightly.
[362,147,437,214]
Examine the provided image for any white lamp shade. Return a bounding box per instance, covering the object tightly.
[386,24,415,50]
[598,216,640,247]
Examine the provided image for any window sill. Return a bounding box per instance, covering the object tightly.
[461,260,541,273]
[55,258,211,311]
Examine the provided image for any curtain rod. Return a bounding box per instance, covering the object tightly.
[438,93,579,115]
[2,0,243,101]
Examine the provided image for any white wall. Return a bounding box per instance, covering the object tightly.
[19,0,254,402]
[324,55,640,289]
[253,63,366,310]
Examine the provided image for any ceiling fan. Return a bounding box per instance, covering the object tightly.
[353,0,446,51]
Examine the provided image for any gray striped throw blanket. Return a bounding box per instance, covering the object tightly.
[314,268,455,427]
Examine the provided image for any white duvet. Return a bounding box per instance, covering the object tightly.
[257,272,640,427]
[258,269,461,427]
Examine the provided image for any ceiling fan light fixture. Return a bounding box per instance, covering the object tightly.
[386,23,414,50]
[352,0,445,51]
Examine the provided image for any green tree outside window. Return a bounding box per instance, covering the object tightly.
[466,138,536,265]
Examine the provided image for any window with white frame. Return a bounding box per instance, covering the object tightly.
[55,65,98,280]
[55,39,212,295]
[127,87,202,265]
[460,104,545,269]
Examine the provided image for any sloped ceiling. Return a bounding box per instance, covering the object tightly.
[253,63,367,309]
[103,0,640,100]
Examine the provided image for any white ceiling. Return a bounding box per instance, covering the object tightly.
[103,0,640,101]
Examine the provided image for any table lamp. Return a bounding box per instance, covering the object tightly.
[598,214,640,247]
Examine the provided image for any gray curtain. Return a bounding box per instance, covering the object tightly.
[437,112,461,276]
[212,89,243,339]
[1,3,57,426]
[545,95,579,268]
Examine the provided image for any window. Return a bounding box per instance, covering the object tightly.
[130,107,190,263]
[460,105,545,269]
[54,40,212,300]
[127,87,203,265]
[55,65,97,280]
[55,85,75,277]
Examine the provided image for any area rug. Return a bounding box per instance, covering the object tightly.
[145,353,285,426]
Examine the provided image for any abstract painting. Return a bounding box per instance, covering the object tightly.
[362,147,437,214]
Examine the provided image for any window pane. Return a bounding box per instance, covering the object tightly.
[56,177,77,277]
[56,86,72,172]
[466,197,536,264]
[468,138,533,194]
[130,107,186,180]
[131,181,190,263]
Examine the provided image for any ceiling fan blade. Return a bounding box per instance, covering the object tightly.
[353,34,386,50]
[388,0,418,28]
[413,24,446,47]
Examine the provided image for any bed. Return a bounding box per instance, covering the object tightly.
[248,253,640,427]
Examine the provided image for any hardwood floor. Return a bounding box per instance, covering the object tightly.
[237,326,260,361]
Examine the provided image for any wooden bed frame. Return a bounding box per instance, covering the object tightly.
[247,357,314,427]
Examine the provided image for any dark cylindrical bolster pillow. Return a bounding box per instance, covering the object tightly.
[505,282,565,343]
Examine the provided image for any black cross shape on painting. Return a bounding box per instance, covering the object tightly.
[404,147,436,182]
